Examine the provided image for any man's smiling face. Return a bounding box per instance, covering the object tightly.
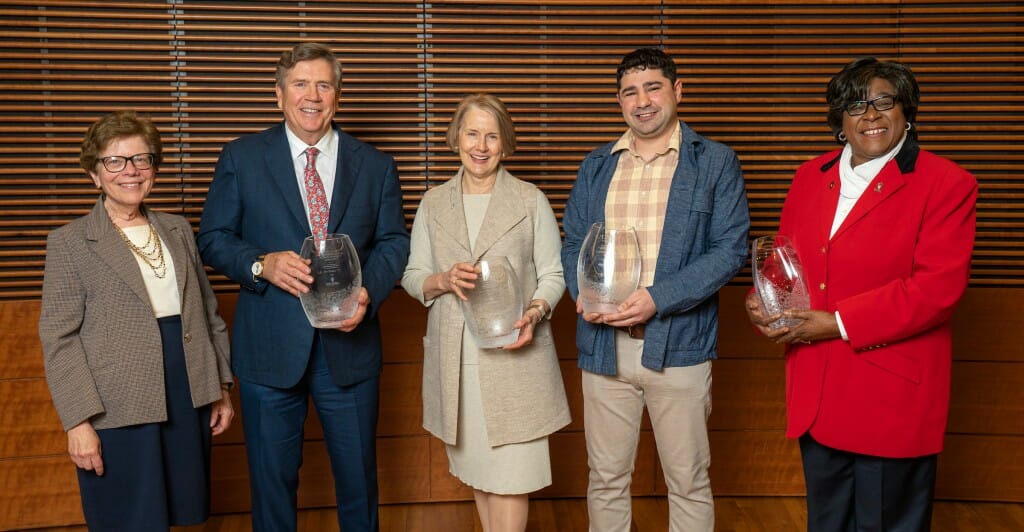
[276,58,338,145]
[617,66,682,142]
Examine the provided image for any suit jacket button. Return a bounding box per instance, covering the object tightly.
[819,282,826,290]
[184,333,193,343]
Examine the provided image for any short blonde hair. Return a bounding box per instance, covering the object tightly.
[446,93,517,156]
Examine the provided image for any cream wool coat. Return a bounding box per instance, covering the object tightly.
[402,167,570,447]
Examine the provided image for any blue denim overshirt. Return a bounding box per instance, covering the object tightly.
[561,121,750,375]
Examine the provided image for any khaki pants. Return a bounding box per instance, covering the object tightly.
[582,332,714,532]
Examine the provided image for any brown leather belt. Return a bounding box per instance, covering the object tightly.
[615,323,645,339]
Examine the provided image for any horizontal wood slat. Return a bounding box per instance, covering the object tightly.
[2,1,1019,296]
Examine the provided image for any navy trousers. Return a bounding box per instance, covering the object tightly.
[799,433,937,532]
[240,331,380,532]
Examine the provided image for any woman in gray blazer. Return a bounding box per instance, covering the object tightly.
[38,111,233,531]
[402,94,570,532]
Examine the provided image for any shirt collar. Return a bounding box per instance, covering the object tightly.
[840,130,908,181]
[284,125,338,162]
[837,131,907,199]
[611,121,681,158]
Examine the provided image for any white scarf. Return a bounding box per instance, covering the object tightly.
[830,132,907,238]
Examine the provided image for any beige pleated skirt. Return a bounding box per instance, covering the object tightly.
[445,330,552,495]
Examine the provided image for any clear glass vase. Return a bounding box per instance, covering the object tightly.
[460,256,524,348]
[298,233,362,328]
[752,234,810,329]
[577,222,641,314]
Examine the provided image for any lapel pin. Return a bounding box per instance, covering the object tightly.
[875,182,884,193]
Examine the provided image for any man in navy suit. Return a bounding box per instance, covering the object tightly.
[197,42,409,532]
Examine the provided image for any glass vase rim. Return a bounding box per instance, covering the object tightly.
[590,222,637,232]
[475,255,512,263]
[753,234,795,244]
[302,232,352,242]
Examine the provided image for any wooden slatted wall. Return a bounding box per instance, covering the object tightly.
[0,1,1021,529]
[2,0,1021,296]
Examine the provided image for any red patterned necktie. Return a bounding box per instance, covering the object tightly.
[304,147,329,243]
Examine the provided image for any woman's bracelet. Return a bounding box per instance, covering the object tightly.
[526,302,548,322]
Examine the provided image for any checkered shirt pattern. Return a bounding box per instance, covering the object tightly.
[604,123,681,287]
[304,147,329,243]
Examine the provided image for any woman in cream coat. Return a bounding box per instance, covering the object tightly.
[402,93,570,532]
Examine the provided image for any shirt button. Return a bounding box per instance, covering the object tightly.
[821,246,827,254]
[819,282,826,291]
[184,333,193,343]
[829,181,835,189]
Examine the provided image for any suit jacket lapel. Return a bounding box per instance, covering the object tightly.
[432,169,472,258]
[819,161,842,245]
[830,160,906,241]
[262,124,310,234]
[470,167,526,259]
[328,127,357,234]
[85,198,153,309]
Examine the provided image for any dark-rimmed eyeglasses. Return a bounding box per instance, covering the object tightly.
[843,95,896,116]
[98,152,155,172]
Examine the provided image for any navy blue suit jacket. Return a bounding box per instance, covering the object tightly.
[198,123,410,388]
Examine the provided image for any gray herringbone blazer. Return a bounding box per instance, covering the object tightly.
[39,197,232,431]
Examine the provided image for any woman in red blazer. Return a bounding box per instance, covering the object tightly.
[746,58,977,531]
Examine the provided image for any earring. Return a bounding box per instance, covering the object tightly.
[837,132,847,142]
[905,122,912,131]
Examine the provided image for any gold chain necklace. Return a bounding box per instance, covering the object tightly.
[115,222,167,278]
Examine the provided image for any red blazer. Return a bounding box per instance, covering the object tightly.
[779,139,977,458]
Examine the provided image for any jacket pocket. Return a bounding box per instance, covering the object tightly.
[575,320,599,357]
[860,350,922,385]
[664,302,713,351]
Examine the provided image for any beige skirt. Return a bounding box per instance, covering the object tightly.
[445,332,552,495]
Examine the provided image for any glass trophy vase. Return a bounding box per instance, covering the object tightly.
[752,234,810,329]
[298,233,362,329]
[577,223,641,314]
[461,256,524,349]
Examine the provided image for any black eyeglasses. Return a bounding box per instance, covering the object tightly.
[98,152,155,172]
[843,95,897,116]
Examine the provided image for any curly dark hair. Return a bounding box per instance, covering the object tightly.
[826,57,920,143]
[616,47,677,90]
[80,110,163,172]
